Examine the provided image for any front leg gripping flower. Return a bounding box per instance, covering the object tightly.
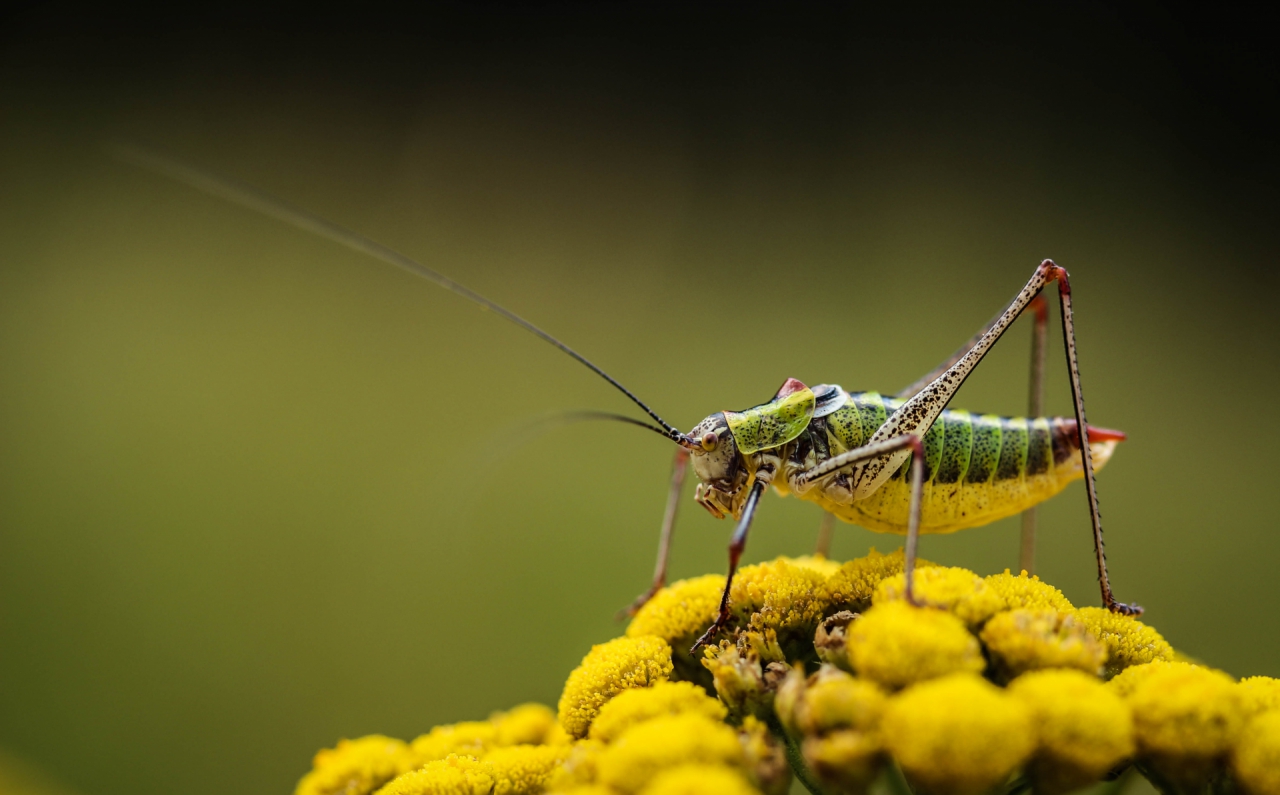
[293,545,1278,795]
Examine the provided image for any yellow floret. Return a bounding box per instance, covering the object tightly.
[1106,660,1185,698]
[846,602,985,689]
[588,681,727,742]
[1232,711,1280,795]
[881,674,1036,795]
[545,787,613,795]
[980,609,1107,679]
[542,740,604,792]
[776,665,888,738]
[493,704,560,747]
[774,665,888,793]
[1126,663,1245,787]
[626,575,724,647]
[803,731,885,795]
[730,558,832,637]
[1239,676,1280,719]
[738,715,792,795]
[297,735,413,795]
[558,636,673,739]
[1074,607,1174,676]
[786,555,843,577]
[483,745,571,795]
[409,723,499,766]
[374,756,493,795]
[595,713,745,793]
[823,548,935,611]
[984,570,1074,612]
[1008,669,1135,794]
[636,764,762,795]
[873,566,1004,626]
[702,630,786,719]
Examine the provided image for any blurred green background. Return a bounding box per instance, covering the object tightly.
[1,5,1277,795]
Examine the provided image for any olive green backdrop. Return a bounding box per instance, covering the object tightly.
[1,6,1276,795]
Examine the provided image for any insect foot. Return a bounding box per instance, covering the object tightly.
[291,548,1271,795]
[1109,600,1145,617]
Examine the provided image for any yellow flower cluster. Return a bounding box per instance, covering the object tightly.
[295,550,1277,795]
[295,704,570,795]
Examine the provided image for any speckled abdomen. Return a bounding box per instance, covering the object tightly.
[798,393,1118,534]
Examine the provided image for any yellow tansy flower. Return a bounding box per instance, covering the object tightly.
[873,566,1004,627]
[587,681,727,742]
[823,548,934,611]
[737,716,791,795]
[626,574,723,646]
[983,570,1074,613]
[774,666,887,793]
[1075,606,1174,676]
[1106,660,1181,698]
[1233,711,1280,795]
[542,740,604,792]
[1239,675,1280,719]
[558,636,673,739]
[636,764,762,795]
[595,713,746,793]
[846,601,985,689]
[545,787,613,795]
[296,735,413,795]
[702,630,787,719]
[373,755,493,795]
[775,665,887,739]
[813,611,856,671]
[409,723,498,766]
[730,558,832,639]
[881,673,1036,795]
[1008,669,1135,794]
[1126,662,1245,787]
[625,574,723,681]
[786,554,843,577]
[493,704,561,747]
[980,609,1107,679]
[483,745,571,795]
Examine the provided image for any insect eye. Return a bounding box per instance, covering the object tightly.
[700,432,718,452]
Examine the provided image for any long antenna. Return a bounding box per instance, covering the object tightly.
[110,144,685,442]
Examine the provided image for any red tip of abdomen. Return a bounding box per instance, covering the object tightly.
[1087,425,1127,442]
[1062,419,1127,443]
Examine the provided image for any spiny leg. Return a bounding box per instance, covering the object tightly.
[801,435,927,602]
[1019,294,1048,575]
[690,479,767,652]
[814,511,836,558]
[857,261,1068,499]
[1047,262,1141,615]
[898,289,1049,573]
[862,260,1136,614]
[620,447,689,619]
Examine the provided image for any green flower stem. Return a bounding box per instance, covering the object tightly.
[763,716,830,795]
[1098,767,1139,795]
[883,761,914,795]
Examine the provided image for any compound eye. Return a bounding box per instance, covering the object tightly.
[700,432,718,452]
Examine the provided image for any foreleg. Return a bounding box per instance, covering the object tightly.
[690,478,768,652]
[620,447,689,618]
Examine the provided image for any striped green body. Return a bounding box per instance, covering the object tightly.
[774,391,1118,534]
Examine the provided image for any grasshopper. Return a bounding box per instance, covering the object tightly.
[114,146,1141,652]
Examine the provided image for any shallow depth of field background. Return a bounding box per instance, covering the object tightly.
[1,6,1277,795]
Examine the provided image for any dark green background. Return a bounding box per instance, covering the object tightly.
[2,6,1276,795]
